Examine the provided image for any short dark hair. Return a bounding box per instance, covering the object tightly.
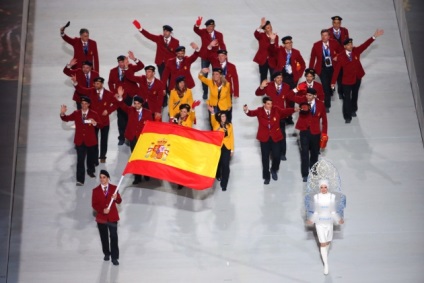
[320,29,329,35]
[179,103,191,112]
[262,96,272,104]
[79,28,89,35]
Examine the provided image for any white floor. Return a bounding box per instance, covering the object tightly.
[8,0,424,282]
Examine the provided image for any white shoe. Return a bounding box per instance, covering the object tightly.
[324,264,329,275]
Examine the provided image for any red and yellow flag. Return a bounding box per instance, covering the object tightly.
[123,121,224,190]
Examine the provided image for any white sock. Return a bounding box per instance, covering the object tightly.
[320,246,329,275]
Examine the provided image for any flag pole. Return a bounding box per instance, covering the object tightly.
[107,175,125,210]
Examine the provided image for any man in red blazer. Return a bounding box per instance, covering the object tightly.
[193,17,227,100]
[253,17,279,83]
[125,65,166,120]
[63,58,99,109]
[72,76,118,164]
[60,96,102,185]
[269,35,306,89]
[92,170,122,266]
[115,87,153,184]
[296,68,325,102]
[162,44,200,92]
[331,29,384,123]
[287,87,328,182]
[328,16,350,99]
[309,29,343,113]
[328,16,350,47]
[208,49,239,98]
[255,72,291,160]
[132,21,179,79]
[244,97,296,184]
[269,35,306,124]
[108,52,145,146]
[60,26,99,72]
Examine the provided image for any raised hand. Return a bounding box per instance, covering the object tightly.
[192,100,201,110]
[201,67,209,74]
[190,42,199,50]
[260,17,266,27]
[69,58,77,67]
[195,16,203,26]
[132,20,141,30]
[243,104,248,112]
[374,29,384,38]
[128,50,135,61]
[260,79,269,89]
[60,105,67,115]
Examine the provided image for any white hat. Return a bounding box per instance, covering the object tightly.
[319,179,329,188]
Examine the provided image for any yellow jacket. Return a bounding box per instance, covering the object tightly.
[168,88,194,118]
[198,73,232,111]
[211,114,234,151]
[178,111,196,128]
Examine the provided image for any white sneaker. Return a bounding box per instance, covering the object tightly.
[324,264,329,275]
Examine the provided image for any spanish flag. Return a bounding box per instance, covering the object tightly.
[123,121,224,190]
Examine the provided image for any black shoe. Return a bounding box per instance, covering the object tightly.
[177,185,183,190]
[104,255,110,261]
[76,181,84,186]
[351,112,357,117]
[281,155,287,161]
[286,120,294,125]
[264,179,270,185]
[338,94,344,100]
[271,171,278,181]
[345,119,351,124]
[88,172,96,178]
[94,162,99,167]
[326,107,330,113]
[202,93,208,100]
[118,140,124,146]
[144,176,150,181]
[112,259,119,266]
[221,184,227,191]
[302,176,307,182]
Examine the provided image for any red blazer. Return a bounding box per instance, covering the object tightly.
[269,46,306,83]
[193,25,226,59]
[60,109,103,146]
[118,102,153,141]
[92,183,122,223]
[255,82,291,109]
[108,60,145,98]
[208,53,239,97]
[125,70,165,114]
[309,39,343,76]
[296,81,325,101]
[331,37,375,85]
[287,91,328,135]
[328,27,350,47]
[246,106,294,142]
[74,85,118,126]
[140,29,180,67]
[61,34,99,72]
[63,66,99,102]
[253,30,279,66]
[162,52,199,90]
